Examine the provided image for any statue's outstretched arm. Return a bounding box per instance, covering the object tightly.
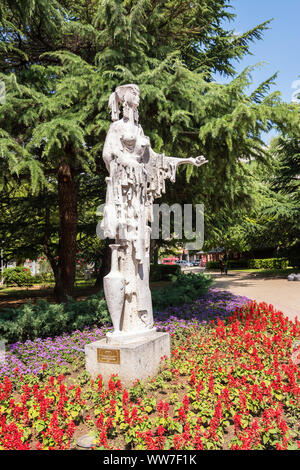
[149,146,208,169]
[147,148,208,190]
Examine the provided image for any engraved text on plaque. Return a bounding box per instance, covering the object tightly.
[97,348,120,364]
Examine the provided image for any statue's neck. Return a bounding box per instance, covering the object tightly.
[123,104,139,124]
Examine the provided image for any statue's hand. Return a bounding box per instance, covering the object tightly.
[193,155,208,166]
[164,154,208,169]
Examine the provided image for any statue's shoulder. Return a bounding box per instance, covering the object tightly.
[111,120,130,138]
[105,120,124,141]
[109,119,124,130]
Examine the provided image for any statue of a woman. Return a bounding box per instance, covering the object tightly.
[101,84,207,341]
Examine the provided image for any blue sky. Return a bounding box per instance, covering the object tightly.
[217,0,300,104]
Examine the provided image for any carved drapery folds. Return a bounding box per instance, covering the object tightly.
[101,84,207,338]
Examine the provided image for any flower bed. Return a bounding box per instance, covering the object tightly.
[0,289,249,378]
[0,291,299,450]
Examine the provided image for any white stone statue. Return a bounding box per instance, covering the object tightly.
[101,84,207,341]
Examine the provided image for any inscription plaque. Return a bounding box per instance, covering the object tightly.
[97,348,120,364]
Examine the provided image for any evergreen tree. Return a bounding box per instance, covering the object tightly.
[205,129,300,259]
[263,134,300,256]
[0,1,298,299]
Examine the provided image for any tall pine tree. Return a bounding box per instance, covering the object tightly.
[0,0,298,299]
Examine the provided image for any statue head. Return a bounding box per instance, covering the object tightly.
[109,84,140,122]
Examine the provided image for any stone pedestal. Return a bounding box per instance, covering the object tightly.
[85,331,170,386]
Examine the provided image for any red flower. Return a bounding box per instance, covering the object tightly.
[122,389,129,407]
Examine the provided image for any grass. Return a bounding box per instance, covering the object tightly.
[0,279,171,296]
[0,279,94,297]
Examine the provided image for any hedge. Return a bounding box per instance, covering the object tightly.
[248,258,289,269]
[206,258,289,270]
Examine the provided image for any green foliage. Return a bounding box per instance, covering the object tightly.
[204,131,300,260]
[248,258,288,269]
[263,136,300,256]
[2,266,33,287]
[271,136,300,197]
[0,2,297,233]
[151,272,213,310]
[150,264,181,282]
[206,257,289,270]
[0,292,110,343]
[32,273,55,284]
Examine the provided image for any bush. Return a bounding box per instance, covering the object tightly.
[0,292,110,343]
[151,272,213,311]
[31,273,55,284]
[248,258,289,269]
[2,266,34,287]
[150,264,181,282]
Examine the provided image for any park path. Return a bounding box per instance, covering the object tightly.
[206,271,300,322]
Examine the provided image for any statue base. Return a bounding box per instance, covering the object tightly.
[85,331,170,386]
[106,327,157,344]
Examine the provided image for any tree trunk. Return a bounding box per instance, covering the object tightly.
[43,206,58,281]
[54,155,78,302]
[94,238,113,288]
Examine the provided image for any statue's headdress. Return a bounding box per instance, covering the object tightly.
[108,84,140,122]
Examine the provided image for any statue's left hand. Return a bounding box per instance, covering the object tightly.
[164,154,208,169]
[193,155,208,166]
